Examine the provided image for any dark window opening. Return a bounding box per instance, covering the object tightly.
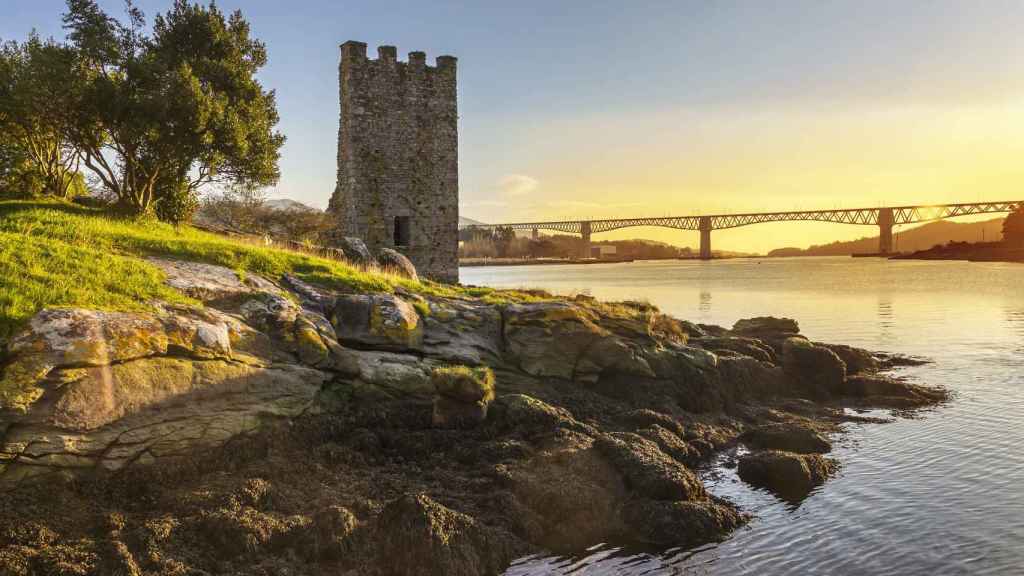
[394,216,411,247]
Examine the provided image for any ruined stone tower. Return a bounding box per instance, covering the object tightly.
[328,41,459,283]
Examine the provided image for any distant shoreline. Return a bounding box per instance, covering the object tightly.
[890,241,1024,263]
[458,255,755,267]
[459,257,636,267]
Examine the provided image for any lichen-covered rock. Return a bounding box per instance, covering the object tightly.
[0,306,273,413]
[0,309,170,411]
[374,494,524,576]
[740,422,832,454]
[332,350,434,404]
[430,366,496,429]
[502,302,653,382]
[0,361,327,485]
[421,298,503,365]
[595,433,706,501]
[782,337,847,397]
[432,365,495,403]
[332,294,423,352]
[620,499,748,547]
[732,316,799,337]
[377,248,419,281]
[737,450,839,501]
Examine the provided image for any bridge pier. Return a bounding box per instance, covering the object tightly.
[878,208,894,255]
[531,228,539,240]
[699,217,712,260]
[579,221,592,259]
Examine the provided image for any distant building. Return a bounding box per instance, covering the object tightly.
[590,245,618,259]
[328,41,459,283]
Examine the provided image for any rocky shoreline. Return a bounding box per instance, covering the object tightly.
[0,258,946,576]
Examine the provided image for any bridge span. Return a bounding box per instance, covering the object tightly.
[460,200,1022,259]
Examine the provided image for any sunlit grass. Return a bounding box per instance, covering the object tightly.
[0,199,541,339]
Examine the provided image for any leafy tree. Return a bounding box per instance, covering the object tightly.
[0,35,82,198]
[1004,205,1024,246]
[62,0,284,219]
[494,226,516,257]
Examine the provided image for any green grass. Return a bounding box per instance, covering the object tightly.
[0,199,541,339]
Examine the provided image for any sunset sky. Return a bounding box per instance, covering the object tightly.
[5,1,1024,252]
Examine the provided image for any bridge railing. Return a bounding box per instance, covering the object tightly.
[459,200,1022,234]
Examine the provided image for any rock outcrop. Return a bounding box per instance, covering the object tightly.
[740,422,832,454]
[0,258,948,575]
[738,450,839,501]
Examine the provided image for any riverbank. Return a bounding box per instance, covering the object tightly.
[0,202,948,575]
[460,257,636,267]
[890,240,1024,262]
[460,255,755,267]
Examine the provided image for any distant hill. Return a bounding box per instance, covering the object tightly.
[768,217,1006,257]
[265,198,320,212]
[459,216,486,226]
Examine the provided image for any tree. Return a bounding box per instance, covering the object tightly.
[0,35,83,198]
[1004,205,1024,246]
[494,227,516,257]
[62,0,284,218]
[198,183,269,232]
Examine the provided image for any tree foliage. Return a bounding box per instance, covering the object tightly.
[61,0,284,218]
[1004,205,1024,245]
[0,35,82,198]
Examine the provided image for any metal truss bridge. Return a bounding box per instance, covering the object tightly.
[460,200,1022,259]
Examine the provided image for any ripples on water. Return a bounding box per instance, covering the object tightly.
[461,257,1024,576]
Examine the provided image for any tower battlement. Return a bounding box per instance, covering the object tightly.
[329,41,459,283]
[339,41,457,70]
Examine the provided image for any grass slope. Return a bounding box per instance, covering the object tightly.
[0,200,527,340]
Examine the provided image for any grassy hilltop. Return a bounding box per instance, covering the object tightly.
[0,199,526,340]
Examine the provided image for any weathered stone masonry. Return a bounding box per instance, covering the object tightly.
[328,41,459,283]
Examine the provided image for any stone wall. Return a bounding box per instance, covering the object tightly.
[328,41,459,283]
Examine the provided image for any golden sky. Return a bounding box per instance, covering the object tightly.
[478,102,1024,252]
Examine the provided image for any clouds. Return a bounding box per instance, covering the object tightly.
[461,173,539,211]
[497,174,539,197]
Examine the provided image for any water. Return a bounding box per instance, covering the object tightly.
[461,257,1024,576]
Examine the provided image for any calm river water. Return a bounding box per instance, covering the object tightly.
[461,257,1024,576]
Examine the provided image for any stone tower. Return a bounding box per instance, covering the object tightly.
[328,41,459,283]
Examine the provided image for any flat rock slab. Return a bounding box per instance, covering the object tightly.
[148,257,282,302]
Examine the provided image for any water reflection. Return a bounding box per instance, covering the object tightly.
[876,294,895,345]
[698,291,712,314]
[1003,304,1024,355]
